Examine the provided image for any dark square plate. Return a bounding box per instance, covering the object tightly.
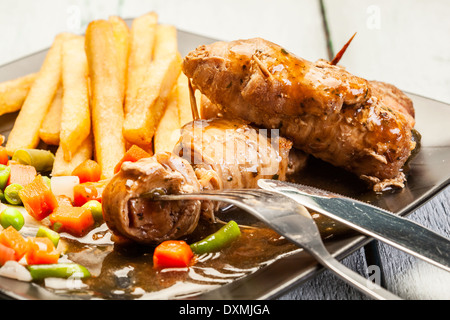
[0,25,448,300]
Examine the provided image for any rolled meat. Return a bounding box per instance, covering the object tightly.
[183,38,417,191]
[102,119,292,244]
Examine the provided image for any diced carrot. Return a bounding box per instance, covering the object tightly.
[72,159,102,183]
[48,206,94,237]
[19,175,58,221]
[0,243,16,265]
[73,180,107,206]
[0,146,8,165]
[7,163,37,187]
[114,144,151,174]
[0,226,29,261]
[26,237,59,265]
[153,240,194,269]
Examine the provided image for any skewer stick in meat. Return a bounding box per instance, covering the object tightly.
[330,32,357,66]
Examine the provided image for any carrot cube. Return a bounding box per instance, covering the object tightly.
[153,240,194,269]
[19,175,58,220]
[114,144,151,174]
[49,206,94,237]
[0,226,29,261]
[7,163,37,187]
[26,237,59,265]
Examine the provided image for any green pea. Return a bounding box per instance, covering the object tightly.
[0,165,11,190]
[82,200,103,222]
[4,183,23,205]
[0,207,25,231]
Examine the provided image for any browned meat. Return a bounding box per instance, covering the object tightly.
[369,80,415,126]
[183,38,417,191]
[102,119,292,244]
[102,152,202,244]
[199,94,309,178]
[175,118,292,189]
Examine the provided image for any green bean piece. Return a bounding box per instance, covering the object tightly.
[0,165,11,190]
[190,220,241,255]
[4,183,23,205]
[0,207,25,231]
[36,226,60,247]
[82,200,103,222]
[27,263,91,281]
[12,149,55,172]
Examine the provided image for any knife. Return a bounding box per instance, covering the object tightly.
[257,179,450,273]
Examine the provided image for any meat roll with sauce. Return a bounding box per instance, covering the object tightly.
[102,118,292,244]
[183,38,418,191]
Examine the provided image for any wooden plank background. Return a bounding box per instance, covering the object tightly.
[0,0,449,300]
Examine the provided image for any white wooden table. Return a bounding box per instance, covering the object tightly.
[1,0,449,300]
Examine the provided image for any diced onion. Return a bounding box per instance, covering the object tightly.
[50,176,80,201]
[0,261,32,282]
[44,277,88,290]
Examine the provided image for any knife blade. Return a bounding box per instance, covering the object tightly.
[257,179,450,273]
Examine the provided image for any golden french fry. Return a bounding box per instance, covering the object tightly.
[125,12,158,113]
[0,73,37,116]
[39,84,63,145]
[154,87,181,153]
[123,52,181,147]
[152,24,178,61]
[85,20,126,178]
[51,134,93,176]
[5,33,75,156]
[60,35,90,162]
[176,73,194,127]
[108,16,130,99]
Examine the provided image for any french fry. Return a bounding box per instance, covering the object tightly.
[152,24,178,61]
[5,33,75,156]
[60,35,91,162]
[108,16,130,99]
[0,73,37,116]
[176,73,194,127]
[123,23,180,148]
[85,20,126,179]
[125,12,158,114]
[123,52,181,147]
[39,84,63,145]
[52,134,93,176]
[154,87,181,153]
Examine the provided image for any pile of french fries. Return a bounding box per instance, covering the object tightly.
[0,12,193,179]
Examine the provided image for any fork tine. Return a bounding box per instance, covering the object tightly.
[211,189,274,198]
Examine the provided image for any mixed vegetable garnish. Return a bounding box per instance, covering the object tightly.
[0,144,242,287]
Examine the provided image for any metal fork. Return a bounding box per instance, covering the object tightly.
[152,189,402,300]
